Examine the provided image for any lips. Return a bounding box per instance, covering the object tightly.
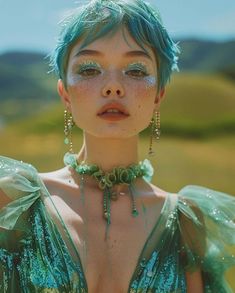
[97,102,129,116]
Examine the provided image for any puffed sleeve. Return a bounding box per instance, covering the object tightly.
[177,185,235,293]
[0,155,41,231]
[0,156,87,292]
[0,155,42,291]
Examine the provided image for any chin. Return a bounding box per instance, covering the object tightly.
[89,129,139,139]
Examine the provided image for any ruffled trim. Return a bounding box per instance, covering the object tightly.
[63,152,154,182]
[0,156,41,231]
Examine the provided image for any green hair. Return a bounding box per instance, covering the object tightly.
[50,0,180,91]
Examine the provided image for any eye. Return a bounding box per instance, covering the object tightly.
[126,69,148,78]
[78,68,101,77]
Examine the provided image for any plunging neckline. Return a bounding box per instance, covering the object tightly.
[38,176,172,292]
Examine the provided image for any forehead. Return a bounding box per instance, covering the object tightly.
[69,26,156,63]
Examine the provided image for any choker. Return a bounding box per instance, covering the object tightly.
[64,152,154,238]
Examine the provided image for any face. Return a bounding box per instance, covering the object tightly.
[58,26,165,139]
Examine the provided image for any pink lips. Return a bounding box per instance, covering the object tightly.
[97,102,130,121]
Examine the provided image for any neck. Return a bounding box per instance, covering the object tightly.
[76,131,139,172]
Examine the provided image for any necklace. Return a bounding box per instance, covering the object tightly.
[64,152,154,239]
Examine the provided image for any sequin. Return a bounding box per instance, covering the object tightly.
[1,156,235,292]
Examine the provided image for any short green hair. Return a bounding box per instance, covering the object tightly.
[50,0,180,91]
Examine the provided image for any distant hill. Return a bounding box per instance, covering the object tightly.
[0,51,46,67]
[0,51,57,101]
[177,39,235,74]
[0,51,58,122]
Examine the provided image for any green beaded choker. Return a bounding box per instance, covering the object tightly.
[64,152,154,239]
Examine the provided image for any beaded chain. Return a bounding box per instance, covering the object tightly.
[63,153,154,239]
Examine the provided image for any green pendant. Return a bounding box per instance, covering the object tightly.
[132,209,139,217]
[64,138,69,145]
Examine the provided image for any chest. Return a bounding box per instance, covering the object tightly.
[78,220,148,292]
[42,189,163,292]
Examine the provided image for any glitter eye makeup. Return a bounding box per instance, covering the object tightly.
[77,60,102,76]
[67,59,157,87]
[124,62,150,78]
[67,60,102,85]
[123,61,157,88]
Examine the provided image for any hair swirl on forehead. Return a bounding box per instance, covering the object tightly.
[49,0,180,91]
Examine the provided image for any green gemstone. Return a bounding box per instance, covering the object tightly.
[64,138,69,145]
[132,209,139,217]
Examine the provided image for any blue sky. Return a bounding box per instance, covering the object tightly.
[0,0,235,54]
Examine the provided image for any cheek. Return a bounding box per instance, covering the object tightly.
[124,79,157,132]
[68,79,100,104]
[127,76,157,107]
[67,84,94,124]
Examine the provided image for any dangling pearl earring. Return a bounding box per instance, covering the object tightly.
[64,109,74,153]
[148,110,161,156]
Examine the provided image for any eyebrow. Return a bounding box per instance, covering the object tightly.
[74,49,153,61]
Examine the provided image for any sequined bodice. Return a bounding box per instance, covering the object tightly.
[0,192,185,292]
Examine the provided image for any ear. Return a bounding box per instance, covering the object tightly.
[154,87,166,108]
[57,79,72,112]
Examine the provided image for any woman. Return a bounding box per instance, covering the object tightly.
[0,0,235,292]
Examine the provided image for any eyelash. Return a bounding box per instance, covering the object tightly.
[126,69,149,78]
[77,64,149,78]
[78,67,101,76]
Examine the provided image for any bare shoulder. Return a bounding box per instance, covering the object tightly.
[38,167,84,226]
[149,182,168,198]
[137,182,180,220]
[38,166,78,208]
[146,182,178,203]
[38,165,82,193]
[39,166,72,185]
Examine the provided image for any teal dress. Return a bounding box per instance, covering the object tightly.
[0,155,235,292]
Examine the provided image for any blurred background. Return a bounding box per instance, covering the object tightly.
[0,0,235,193]
[0,0,235,288]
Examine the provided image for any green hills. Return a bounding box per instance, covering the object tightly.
[0,51,57,122]
[177,39,235,73]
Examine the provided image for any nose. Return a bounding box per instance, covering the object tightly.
[101,77,125,98]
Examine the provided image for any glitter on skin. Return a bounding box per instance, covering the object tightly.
[67,60,103,86]
[66,60,157,89]
[144,76,157,88]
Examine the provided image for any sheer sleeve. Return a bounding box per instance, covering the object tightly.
[0,156,87,292]
[0,156,42,291]
[177,185,235,293]
[0,156,41,231]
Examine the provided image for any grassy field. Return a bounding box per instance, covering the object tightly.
[1,129,234,194]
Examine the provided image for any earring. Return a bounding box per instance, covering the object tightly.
[148,110,161,156]
[64,109,74,153]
